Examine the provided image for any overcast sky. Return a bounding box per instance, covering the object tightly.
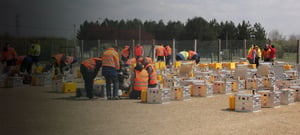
[1,0,299,39]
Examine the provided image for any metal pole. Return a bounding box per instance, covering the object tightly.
[172,39,176,66]
[98,40,101,57]
[65,39,68,55]
[81,40,84,62]
[243,39,247,58]
[218,39,221,62]
[297,40,300,64]
[194,39,197,52]
[152,39,156,60]
[132,40,135,58]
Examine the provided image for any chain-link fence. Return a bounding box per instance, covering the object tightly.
[1,39,298,64]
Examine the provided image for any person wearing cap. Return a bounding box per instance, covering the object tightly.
[129,62,148,99]
[102,45,120,100]
[142,58,157,88]
[80,57,102,99]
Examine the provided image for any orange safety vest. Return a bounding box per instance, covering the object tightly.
[137,57,144,63]
[64,56,75,64]
[262,49,271,59]
[121,46,130,57]
[52,54,64,65]
[82,57,102,70]
[164,45,172,56]
[145,57,153,64]
[247,49,254,59]
[135,45,143,57]
[1,47,17,61]
[102,48,120,70]
[188,51,197,60]
[126,58,136,65]
[156,46,165,56]
[145,64,157,85]
[133,69,149,91]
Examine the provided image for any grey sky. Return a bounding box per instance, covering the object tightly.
[1,0,299,39]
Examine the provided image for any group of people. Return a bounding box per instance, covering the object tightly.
[1,41,40,76]
[247,44,276,67]
[120,44,172,67]
[175,50,200,64]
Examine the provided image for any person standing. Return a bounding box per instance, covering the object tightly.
[156,44,165,61]
[261,46,271,62]
[80,57,102,99]
[268,44,276,65]
[1,42,18,73]
[247,46,258,65]
[134,44,143,59]
[121,45,130,64]
[102,46,120,100]
[142,58,157,88]
[164,45,172,67]
[129,62,148,99]
[28,41,41,67]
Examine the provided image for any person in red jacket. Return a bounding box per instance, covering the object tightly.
[268,44,276,65]
[134,44,143,58]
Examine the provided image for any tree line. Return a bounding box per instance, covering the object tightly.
[77,17,267,41]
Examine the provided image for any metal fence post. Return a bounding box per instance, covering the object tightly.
[243,39,247,57]
[152,39,156,60]
[98,40,101,56]
[297,40,300,64]
[81,40,84,62]
[132,40,135,58]
[65,39,68,55]
[218,39,221,62]
[194,39,197,52]
[172,39,176,66]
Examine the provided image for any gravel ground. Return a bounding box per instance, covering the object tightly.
[1,85,300,135]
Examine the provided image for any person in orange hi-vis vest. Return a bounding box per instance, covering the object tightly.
[142,58,157,88]
[102,46,120,100]
[188,50,200,64]
[156,44,165,61]
[121,45,130,64]
[164,45,172,66]
[129,62,148,99]
[1,42,18,73]
[51,54,77,75]
[79,57,102,100]
[134,44,143,58]
[16,55,34,75]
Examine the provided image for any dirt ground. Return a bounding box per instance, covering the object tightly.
[1,85,300,135]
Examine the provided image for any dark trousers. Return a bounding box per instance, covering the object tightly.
[255,57,260,67]
[80,64,95,98]
[157,56,164,61]
[20,56,33,74]
[102,66,119,98]
[129,90,141,99]
[29,55,39,66]
[165,55,171,66]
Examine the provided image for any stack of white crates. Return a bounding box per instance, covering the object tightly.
[147,88,171,104]
[182,86,191,100]
[246,78,263,90]
[52,79,63,92]
[235,93,261,112]
[232,80,245,92]
[280,88,294,105]
[33,72,52,86]
[257,90,281,108]
[8,76,23,87]
[213,81,232,94]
